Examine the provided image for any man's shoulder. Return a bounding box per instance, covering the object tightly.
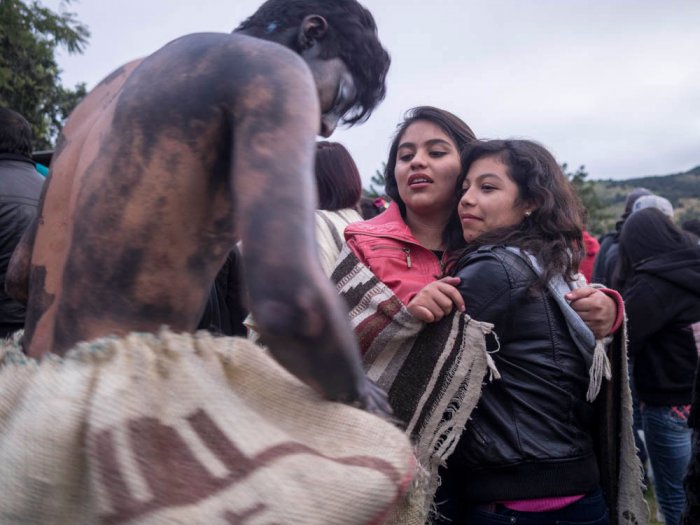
[157,32,308,77]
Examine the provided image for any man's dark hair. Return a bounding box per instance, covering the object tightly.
[0,108,33,158]
[236,0,390,125]
[314,141,362,211]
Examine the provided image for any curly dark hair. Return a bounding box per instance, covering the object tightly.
[451,139,585,284]
[383,106,476,248]
[0,107,33,158]
[236,0,390,126]
[314,141,362,211]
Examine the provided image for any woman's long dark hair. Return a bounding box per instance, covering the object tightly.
[615,207,696,291]
[450,139,585,285]
[314,141,362,211]
[383,106,476,249]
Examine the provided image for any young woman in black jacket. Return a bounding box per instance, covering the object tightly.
[617,207,700,525]
[409,139,614,524]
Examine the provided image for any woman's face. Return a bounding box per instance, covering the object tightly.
[458,155,529,242]
[394,121,461,218]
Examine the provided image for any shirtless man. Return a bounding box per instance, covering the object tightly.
[6,0,391,412]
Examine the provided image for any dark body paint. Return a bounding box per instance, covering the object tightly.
[11,32,387,413]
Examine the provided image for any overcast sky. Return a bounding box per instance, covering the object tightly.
[45,0,700,186]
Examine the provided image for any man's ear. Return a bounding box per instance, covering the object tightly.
[298,15,328,51]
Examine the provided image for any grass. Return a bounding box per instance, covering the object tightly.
[645,485,664,525]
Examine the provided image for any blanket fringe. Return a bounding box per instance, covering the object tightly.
[587,337,612,402]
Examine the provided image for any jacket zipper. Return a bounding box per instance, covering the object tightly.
[369,244,412,268]
[404,248,412,268]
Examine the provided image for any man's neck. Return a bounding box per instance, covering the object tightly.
[235,26,297,49]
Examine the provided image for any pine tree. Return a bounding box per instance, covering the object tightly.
[0,0,89,149]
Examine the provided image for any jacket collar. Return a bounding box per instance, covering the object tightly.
[0,153,35,166]
[344,201,419,244]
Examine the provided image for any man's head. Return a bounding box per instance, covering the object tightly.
[0,108,33,158]
[236,0,390,136]
[623,187,652,215]
[632,194,674,219]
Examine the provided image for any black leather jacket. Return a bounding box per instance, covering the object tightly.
[0,154,44,331]
[446,246,599,502]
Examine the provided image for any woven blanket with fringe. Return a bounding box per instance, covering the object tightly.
[332,246,496,525]
[331,246,647,525]
[0,329,415,524]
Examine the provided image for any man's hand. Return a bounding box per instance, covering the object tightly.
[407,277,464,323]
[566,286,616,338]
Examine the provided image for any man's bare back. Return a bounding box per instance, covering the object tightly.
[7,2,391,411]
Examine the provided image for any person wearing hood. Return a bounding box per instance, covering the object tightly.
[0,108,44,337]
[617,207,700,525]
[592,187,652,287]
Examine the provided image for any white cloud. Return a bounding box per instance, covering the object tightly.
[43,0,700,185]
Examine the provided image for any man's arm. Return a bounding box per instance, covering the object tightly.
[230,46,388,414]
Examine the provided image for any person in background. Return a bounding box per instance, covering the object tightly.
[682,359,700,524]
[632,194,674,218]
[410,139,615,524]
[314,141,364,275]
[613,191,676,493]
[593,187,652,287]
[198,245,248,336]
[0,108,44,337]
[617,207,700,525]
[681,218,700,240]
[359,196,387,220]
[580,229,600,283]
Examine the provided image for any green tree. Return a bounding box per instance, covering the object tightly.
[562,163,609,235]
[0,0,90,150]
[363,162,390,199]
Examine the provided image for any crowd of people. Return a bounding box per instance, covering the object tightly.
[1,0,699,524]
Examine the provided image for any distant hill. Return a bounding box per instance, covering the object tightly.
[588,165,700,235]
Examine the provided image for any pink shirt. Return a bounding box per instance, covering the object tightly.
[501,494,585,512]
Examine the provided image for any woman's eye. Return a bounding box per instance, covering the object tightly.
[429,151,447,158]
[398,153,413,162]
[481,184,496,192]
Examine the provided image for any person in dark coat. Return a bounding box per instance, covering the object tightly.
[198,245,248,336]
[592,187,651,287]
[618,207,700,525]
[0,108,44,337]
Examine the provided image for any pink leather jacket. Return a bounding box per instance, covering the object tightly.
[344,202,446,304]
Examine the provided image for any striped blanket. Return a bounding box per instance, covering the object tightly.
[332,247,497,524]
[331,246,647,525]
